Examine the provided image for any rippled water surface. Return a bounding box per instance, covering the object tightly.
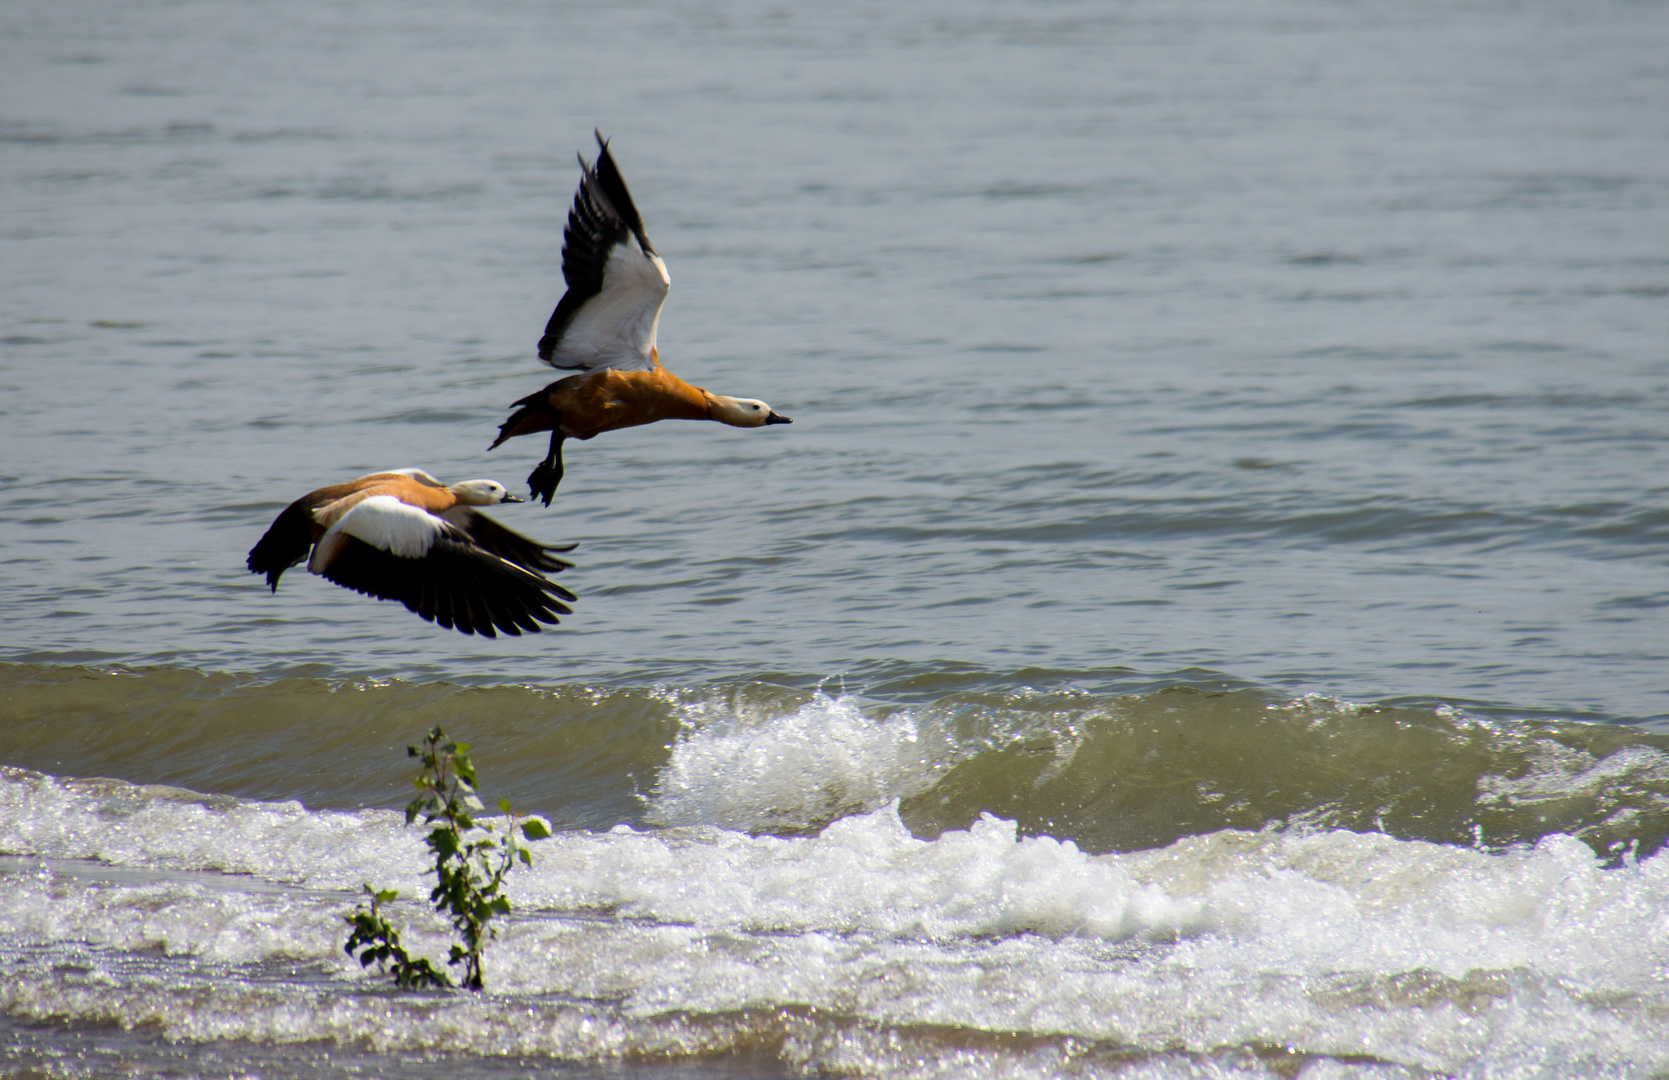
[3,0,1666,718]
[3,0,1669,1076]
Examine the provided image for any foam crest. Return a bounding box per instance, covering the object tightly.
[0,865,353,964]
[0,767,429,894]
[5,769,1669,1076]
[1479,741,1669,817]
[648,693,958,831]
[1120,827,1669,984]
[8,766,1669,975]
[503,805,1207,942]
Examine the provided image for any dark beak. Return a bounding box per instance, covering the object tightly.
[502,493,525,503]
[765,412,792,425]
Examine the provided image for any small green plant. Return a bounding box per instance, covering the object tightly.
[342,885,450,990]
[344,726,552,991]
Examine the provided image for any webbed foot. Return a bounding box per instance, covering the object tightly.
[527,432,566,507]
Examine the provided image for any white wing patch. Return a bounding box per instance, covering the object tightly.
[348,468,442,487]
[386,468,444,486]
[546,238,670,373]
[308,495,448,573]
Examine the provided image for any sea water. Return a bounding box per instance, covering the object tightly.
[2,0,1668,1075]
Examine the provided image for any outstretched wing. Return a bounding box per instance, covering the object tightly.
[321,537,575,638]
[312,496,576,638]
[537,132,670,374]
[441,506,578,575]
[248,488,346,592]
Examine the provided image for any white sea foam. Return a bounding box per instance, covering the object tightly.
[648,692,961,830]
[0,768,426,892]
[1478,741,1669,819]
[2,768,1667,1077]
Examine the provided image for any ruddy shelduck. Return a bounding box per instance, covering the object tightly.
[246,469,577,638]
[490,132,791,505]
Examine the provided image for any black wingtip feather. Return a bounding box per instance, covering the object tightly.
[247,499,320,594]
[538,131,659,365]
[315,535,579,639]
[591,135,653,256]
[452,509,578,575]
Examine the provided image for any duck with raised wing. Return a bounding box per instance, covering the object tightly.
[246,469,577,637]
[490,132,791,505]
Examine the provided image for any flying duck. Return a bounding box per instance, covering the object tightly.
[490,132,791,506]
[246,469,577,637]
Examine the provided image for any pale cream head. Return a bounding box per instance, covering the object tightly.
[708,394,793,428]
[446,479,522,505]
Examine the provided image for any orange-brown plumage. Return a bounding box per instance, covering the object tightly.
[494,134,790,505]
[492,361,713,445]
[245,470,577,637]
